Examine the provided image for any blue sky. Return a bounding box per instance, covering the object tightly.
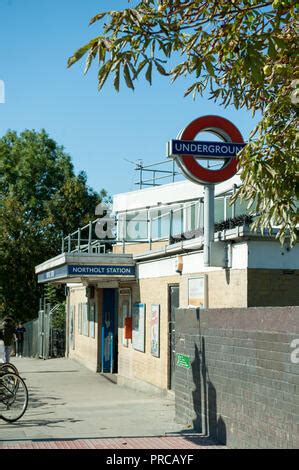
[0,0,260,196]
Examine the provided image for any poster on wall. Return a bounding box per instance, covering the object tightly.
[122,301,129,347]
[132,303,145,352]
[188,277,205,307]
[151,304,160,358]
[119,288,131,348]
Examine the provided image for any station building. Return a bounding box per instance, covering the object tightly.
[35,173,299,395]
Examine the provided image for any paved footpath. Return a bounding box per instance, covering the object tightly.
[0,357,224,449]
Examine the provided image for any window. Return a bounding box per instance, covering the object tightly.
[215,198,224,222]
[235,198,250,217]
[150,208,170,240]
[125,210,148,241]
[172,206,184,236]
[184,201,199,232]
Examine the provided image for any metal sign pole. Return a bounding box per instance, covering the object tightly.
[204,184,215,267]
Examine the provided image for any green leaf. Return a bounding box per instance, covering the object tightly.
[145,61,153,85]
[123,63,134,90]
[68,37,101,68]
[98,61,112,90]
[89,12,106,26]
[184,83,197,97]
[154,60,168,76]
[205,59,215,77]
[114,63,120,92]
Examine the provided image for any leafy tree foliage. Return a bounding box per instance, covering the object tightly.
[0,129,106,321]
[68,0,298,245]
[44,284,66,330]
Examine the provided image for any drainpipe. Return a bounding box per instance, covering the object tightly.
[204,184,215,267]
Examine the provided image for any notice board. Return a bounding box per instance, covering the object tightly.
[132,303,146,352]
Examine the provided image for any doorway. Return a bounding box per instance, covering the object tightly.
[101,289,118,373]
[168,284,180,390]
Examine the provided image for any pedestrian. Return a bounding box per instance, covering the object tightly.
[15,322,26,358]
[0,316,16,363]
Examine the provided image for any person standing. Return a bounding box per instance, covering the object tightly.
[0,316,16,363]
[15,323,26,358]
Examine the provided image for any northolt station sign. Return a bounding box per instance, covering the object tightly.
[38,264,136,283]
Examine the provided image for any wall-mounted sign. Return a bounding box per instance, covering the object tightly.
[38,264,135,283]
[167,115,245,185]
[68,265,135,276]
[132,303,146,353]
[176,353,191,369]
[119,288,132,347]
[188,277,205,308]
[168,140,245,159]
[150,304,160,358]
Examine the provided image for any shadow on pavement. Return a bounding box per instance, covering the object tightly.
[27,387,66,409]
[1,417,82,428]
[20,370,79,374]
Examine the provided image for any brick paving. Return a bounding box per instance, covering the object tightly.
[1,435,225,449]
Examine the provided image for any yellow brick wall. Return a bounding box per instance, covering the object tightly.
[208,269,248,308]
[117,276,180,390]
[117,269,248,390]
[68,286,102,372]
[113,240,168,255]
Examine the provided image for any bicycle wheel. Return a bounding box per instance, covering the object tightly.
[0,373,28,422]
[0,363,19,376]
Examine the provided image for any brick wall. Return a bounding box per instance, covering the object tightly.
[68,286,101,372]
[248,269,299,307]
[175,306,299,449]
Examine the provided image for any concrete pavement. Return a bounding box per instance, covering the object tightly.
[0,357,223,449]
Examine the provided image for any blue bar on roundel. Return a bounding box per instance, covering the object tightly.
[168,140,245,158]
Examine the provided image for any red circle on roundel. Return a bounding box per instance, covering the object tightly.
[180,115,244,184]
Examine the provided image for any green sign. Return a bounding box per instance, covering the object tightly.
[176,353,191,369]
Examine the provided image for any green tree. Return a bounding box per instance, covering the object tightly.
[68,0,298,245]
[44,284,66,330]
[0,129,106,321]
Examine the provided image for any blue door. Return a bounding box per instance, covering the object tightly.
[101,289,116,372]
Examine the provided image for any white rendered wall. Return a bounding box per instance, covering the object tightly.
[136,240,298,279]
[113,175,241,213]
[247,241,299,270]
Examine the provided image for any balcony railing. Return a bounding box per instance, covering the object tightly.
[61,185,254,254]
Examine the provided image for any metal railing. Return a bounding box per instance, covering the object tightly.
[61,219,116,254]
[134,159,181,188]
[61,185,252,254]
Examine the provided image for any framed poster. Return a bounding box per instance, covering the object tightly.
[121,301,129,347]
[188,276,206,307]
[151,304,160,358]
[119,288,131,347]
[132,303,146,352]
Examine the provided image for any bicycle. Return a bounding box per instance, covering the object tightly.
[0,366,28,422]
[0,362,19,375]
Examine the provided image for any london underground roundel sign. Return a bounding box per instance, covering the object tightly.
[167,115,245,185]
